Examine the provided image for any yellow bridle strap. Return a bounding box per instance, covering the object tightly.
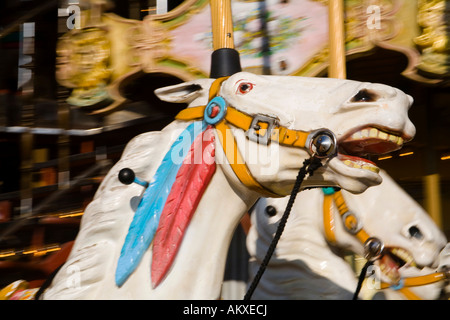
[323,194,337,244]
[379,272,447,300]
[177,105,310,148]
[209,76,229,100]
[215,121,281,197]
[176,76,229,121]
[380,272,446,290]
[326,190,370,244]
[175,106,205,121]
[397,288,421,300]
[177,102,309,151]
[222,106,252,130]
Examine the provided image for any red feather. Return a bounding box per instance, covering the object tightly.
[151,126,216,288]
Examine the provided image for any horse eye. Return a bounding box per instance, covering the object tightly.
[237,82,254,94]
[351,89,378,102]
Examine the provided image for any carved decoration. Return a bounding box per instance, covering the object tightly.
[300,0,408,76]
[55,0,447,115]
[414,0,450,82]
[127,17,171,72]
[56,27,112,108]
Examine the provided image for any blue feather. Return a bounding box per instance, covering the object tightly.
[115,121,206,286]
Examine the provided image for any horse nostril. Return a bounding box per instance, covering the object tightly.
[408,226,423,240]
[265,205,277,217]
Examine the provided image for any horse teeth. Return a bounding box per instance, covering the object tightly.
[388,134,398,143]
[343,160,380,173]
[361,129,369,138]
[352,131,362,139]
[347,127,402,145]
[378,131,388,140]
[391,248,416,267]
[369,128,378,138]
[362,165,379,173]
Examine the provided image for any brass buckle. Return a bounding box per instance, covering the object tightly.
[246,114,278,145]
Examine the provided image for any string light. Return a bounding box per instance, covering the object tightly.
[0,245,61,258]
[58,211,84,218]
[399,151,414,157]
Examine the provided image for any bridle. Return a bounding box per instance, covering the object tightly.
[175,76,338,197]
[322,187,448,300]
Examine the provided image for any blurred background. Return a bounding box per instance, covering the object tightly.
[0,0,448,297]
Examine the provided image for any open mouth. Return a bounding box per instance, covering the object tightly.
[337,126,407,173]
[377,247,416,284]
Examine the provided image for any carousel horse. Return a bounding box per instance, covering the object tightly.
[38,72,415,299]
[247,169,449,299]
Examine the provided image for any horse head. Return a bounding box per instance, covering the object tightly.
[333,170,448,299]
[247,170,448,299]
[156,72,416,195]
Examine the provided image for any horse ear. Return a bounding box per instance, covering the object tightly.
[154,79,215,104]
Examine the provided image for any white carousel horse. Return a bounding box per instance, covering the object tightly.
[247,169,449,299]
[40,72,415,299]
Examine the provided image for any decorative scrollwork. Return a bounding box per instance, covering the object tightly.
[56,27,112,107]
[414,0,450,79]
[127,16,171,72]
[345,0,401,50]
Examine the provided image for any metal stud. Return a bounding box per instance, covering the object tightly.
[307,128,338,159]
[265,205,277,217]
[363,237,384,261]
[118,168,148,188]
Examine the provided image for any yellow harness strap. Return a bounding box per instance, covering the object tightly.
[175,106,205,121]
[323,190,370,244]
[379,272,446,300]
[396,288,421,300]
[333,190,370,244]
[177,105,310,148]
[323,194,337,244]
[380,272,446,290]
[215,120,279,197]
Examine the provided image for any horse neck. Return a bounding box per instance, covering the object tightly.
[289,190,358,282]
[144,165,257,299]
